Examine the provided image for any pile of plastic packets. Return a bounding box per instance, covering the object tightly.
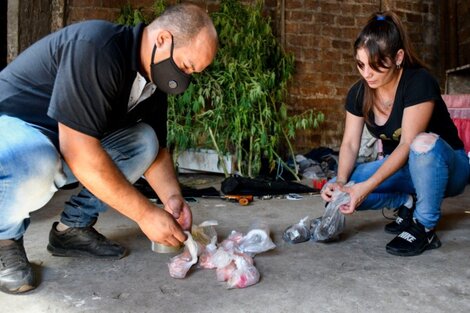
[283,182,353,244]
[167,220,276,289]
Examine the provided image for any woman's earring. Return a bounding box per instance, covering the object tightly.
[396,62,402,69]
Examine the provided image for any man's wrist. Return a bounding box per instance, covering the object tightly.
[133,201,153,224]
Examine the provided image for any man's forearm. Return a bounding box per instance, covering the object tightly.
[75,151,151,222]
[59,124,153,223]
[144,148,182,205]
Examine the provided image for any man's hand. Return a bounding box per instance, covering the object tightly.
[144,148,193,231]
[137,206,187,247]
[164,195,192,231]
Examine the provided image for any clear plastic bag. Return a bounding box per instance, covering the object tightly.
[238,220,276,256]
[226,255,260,289]
[167,220,274,289]
[191,220,218,246]
[220,231,244,251]
[216,261,237,282]
[167,231,200,279]
[211,247,234,269]
[282,216,311,244]
[191,220,219,269]
[198,236,218,269]
[311,182,353,242]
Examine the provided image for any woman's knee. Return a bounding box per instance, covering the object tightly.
[410,133,439,153]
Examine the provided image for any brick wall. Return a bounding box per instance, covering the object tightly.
[54,1,460,152]
[65,0,221,24]
[66,0,142,23]
[457,0,470,66]
[283,0,440,151]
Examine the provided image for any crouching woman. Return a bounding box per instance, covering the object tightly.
[321,11,470,256]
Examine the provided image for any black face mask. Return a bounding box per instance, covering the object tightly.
[150,36,191,95]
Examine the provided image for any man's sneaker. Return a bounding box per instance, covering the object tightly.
[386,219,441,256]
[47,222,127,259]
[0,238,35,294]
[384,202,415,234]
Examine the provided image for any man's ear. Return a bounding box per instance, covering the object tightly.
[155,30,172,49]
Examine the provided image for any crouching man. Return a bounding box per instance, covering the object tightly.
[0,3,217,294]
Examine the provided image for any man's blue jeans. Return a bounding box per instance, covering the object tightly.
[341,135,469,229]
[0,115,159,240]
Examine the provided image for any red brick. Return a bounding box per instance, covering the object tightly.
[301,48,321,59]
[360,4,380,15]
[69,0,101,7]
[101,0,129,8]
[264,0,277,7]
[339,3,363,16]
[287,10,313,22]
[286,34,314,48]
[332,39,351,50]
[285,0,304,10]
[303,0,321,11]
[405,12,424,24]
[337,15,355,26]
[285,22,300,33]
[67,7,120,23]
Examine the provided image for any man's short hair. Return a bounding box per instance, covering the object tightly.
[149,3,215,47]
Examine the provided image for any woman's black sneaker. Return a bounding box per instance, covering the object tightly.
[386,219,441,256]
[0,238,35,294]
[47,222,127,259]
[384,203,414,234]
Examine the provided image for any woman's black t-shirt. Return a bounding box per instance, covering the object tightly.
[345,68,464,155]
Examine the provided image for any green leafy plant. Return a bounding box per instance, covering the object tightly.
[116,3,147,26]
[118,0,324,178]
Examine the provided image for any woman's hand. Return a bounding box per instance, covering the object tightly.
[320,181,345,202]
[339,182,369,215]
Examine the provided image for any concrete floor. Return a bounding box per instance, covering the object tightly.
[1,175,469,313]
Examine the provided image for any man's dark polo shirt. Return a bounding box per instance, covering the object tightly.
[0,20,168,148]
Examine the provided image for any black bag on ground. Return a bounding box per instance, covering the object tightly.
[221,175,314,196]
[134,177,220,201]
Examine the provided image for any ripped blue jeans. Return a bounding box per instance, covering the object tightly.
[341,133,469,229]
[0,115,159,240]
